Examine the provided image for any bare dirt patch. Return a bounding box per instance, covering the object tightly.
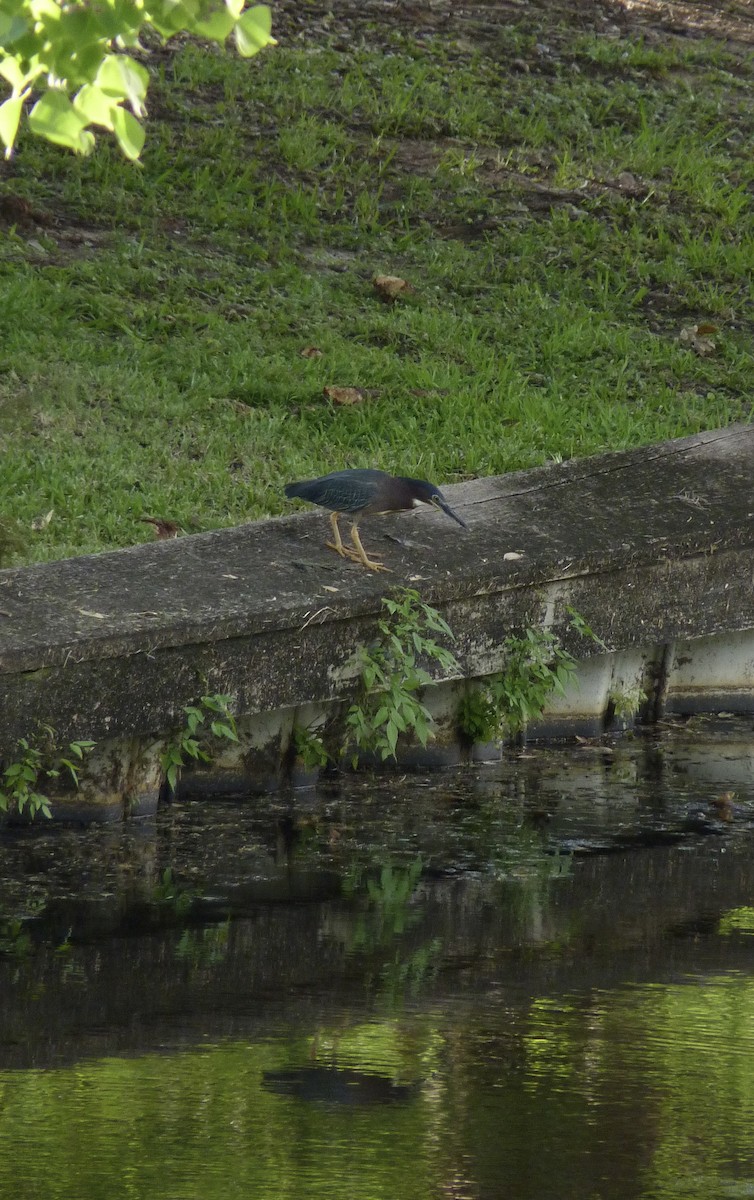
[271,0,754,52]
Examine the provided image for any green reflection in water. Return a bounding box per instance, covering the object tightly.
[1,978,754,1200]
[720,908,754,936]
[509,975,754,1200]
[0,1023,437,1200]
[638,977,754,1199]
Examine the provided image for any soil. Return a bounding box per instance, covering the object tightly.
[269,0,754,54]
[2,0,752,246]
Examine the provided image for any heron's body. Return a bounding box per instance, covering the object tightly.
[285,468,466,571]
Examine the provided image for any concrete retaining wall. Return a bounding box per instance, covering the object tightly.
[1,424,753,819]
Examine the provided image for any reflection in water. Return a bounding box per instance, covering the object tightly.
[0,721,753,1198]
[262,1066,420,1105]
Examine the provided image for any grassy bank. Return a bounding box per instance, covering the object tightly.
[1,0,753,564]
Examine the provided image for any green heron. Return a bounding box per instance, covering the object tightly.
[285,468,467,572]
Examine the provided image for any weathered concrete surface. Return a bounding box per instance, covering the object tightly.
[1,424,753,810]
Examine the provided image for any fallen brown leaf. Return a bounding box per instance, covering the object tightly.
[679,324,716,356]
[0,194,40,225]
[31,509,54,531]
[141,517,181,539]
[323,385,364,406]
[709,790,735,821]
[373,274,413,301]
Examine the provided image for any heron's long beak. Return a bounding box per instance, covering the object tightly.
[432,495,467,529]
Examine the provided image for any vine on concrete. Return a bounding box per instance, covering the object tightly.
[457,606,605,744]
[0,731,96,821]
[344,588,459,763]
[160,693,238,792]
[294,588,459,768]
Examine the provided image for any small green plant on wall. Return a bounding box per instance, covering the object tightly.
[292,724,331,771]
[458,607,605,744]
[293,596,606,769]
[344,588,459,764]
[160,694,238,792]
[608,683,647,722]
[0,731,96,820]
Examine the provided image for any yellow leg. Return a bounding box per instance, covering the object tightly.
[350,522,390,573]
[325,511,349,558]
[325,512,389,570]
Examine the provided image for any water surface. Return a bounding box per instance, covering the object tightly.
[1,719,754,1199]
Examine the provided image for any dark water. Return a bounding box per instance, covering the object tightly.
[1,719,754,1200]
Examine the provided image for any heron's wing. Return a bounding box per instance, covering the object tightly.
[322,469,388,484]
[285,470,388,513]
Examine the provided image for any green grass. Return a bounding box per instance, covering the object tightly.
[1,11,753,564]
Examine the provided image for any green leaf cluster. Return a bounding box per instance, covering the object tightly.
[0,732,96,820]
[458,610,603,744]
[0,0,274,157]
[493,626,577,738]
[608,683,647,721]
[160,692,238,792]
[292,724,331,771]
[345,588,459,764]
[0,736,49,819]
[564,605,607,651]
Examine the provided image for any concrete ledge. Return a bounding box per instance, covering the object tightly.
[1,424,753,815]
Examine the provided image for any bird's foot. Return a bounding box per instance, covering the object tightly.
[326,542,390,572]
[327,541,382,563]
[326,540,360,560]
